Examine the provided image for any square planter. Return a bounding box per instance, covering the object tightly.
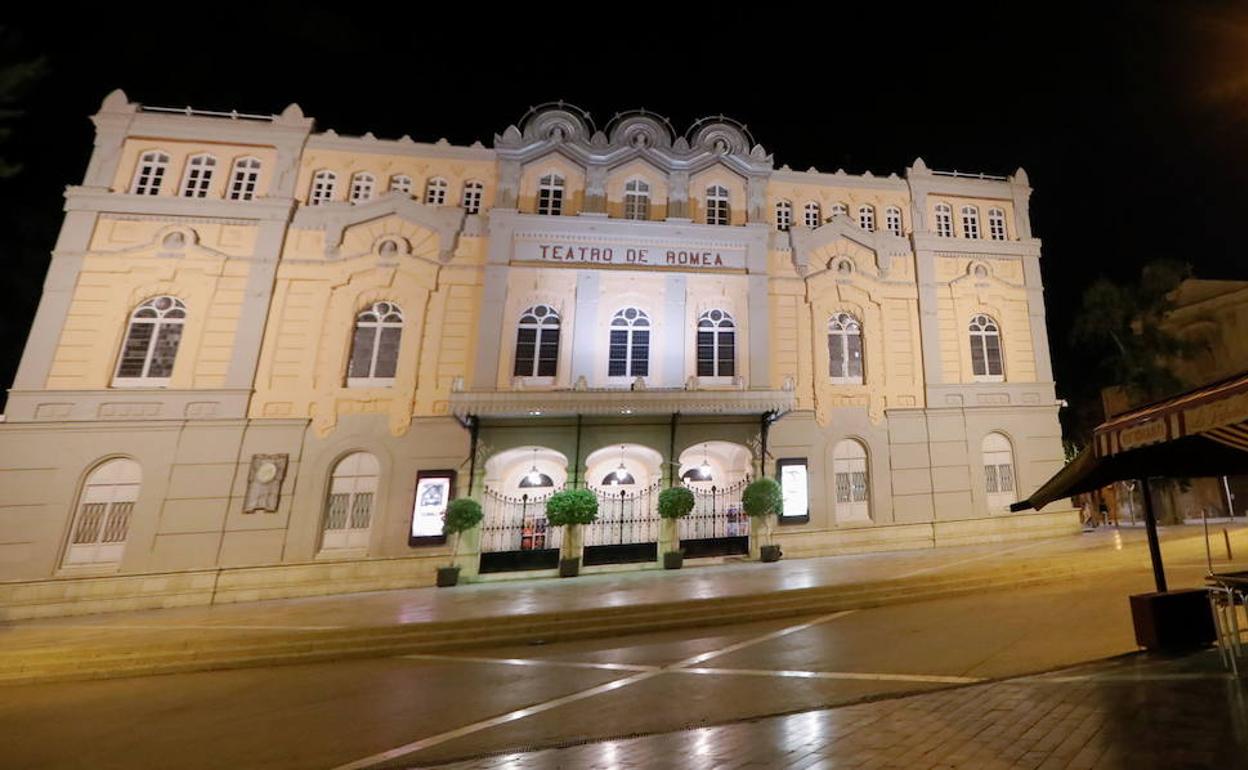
[760,544,783,563]
[435,566,460,587]
[663,551,684,570]
[1128,589,1216,651]
[559,557,580,578]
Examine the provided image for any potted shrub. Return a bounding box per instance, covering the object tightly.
[743,477,784,562]
[545,488,598,577]
[658,486,695,569]
[437,497,483,587]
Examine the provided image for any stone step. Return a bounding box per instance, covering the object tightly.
[0,559,1133,685]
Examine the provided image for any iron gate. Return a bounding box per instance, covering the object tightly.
[584,481,661,565]
[478,487,563,573]
[678,476,751,557]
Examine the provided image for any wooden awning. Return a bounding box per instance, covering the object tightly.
[1013,371,1248,511]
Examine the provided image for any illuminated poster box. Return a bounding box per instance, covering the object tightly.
[776,458,810,525]
[410,469,455,546]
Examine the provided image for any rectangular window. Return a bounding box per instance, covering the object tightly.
[829,335,844,378]
[374,327,402,378]
[696,330,715,376]
[608,329,629,376]
[348,327,375,379]
[147,324,183,378]
[117,324,153,378]
[717,333,735,377]
[997,464,1014,492]
[631,330,649,376]
[537,328,559,377]
[970,337,986,376]
[984,335,1003,375]
[984,465,1000,494]
[846,333,863,379]
[513,327,536,377]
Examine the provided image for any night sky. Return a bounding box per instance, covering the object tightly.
[2,3,1246,439]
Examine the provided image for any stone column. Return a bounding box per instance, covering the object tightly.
[661,275,686,387]
[570,270,600,384]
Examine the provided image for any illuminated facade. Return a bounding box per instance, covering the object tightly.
[0,93,1076,613]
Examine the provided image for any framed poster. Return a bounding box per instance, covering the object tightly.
[410,469,455,546]
[775,458,810,525]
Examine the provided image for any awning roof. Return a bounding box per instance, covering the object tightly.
[449,387,797,419]
[1014,370,1248,511]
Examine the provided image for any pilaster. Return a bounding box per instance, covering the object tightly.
[570,271,601,383]
[661,275,687,387]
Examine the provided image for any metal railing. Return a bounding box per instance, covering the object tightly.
[679,476,751,541]
[586,481,661,547]
[140,105,276,122]
[480,487,564,553]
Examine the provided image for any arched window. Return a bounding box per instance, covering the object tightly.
[827,312,863,383]
[696,309,736,377]
[228,157,262,201]
[829,202,848,218]
[623,179,650,220]
[321,452,379,552]
[982,433,1016,512]
[347,301,404,386]
[513,304,561,378]
[180,154,216,198]
[858,205,876,232]
[309,170,337,205]
[961,205,980,239]
[968,314,1004,379]
[775,200,793,231]
[350,172,375,204]
[462,180,484,214]
[537,174,564,215]
[389,174,413,195]
[885,206,903,236]
[988,207,1007,240]
[608,307,650,377]
[832,440,870,522]
[64,458,141,566]
[934,202,953,237]
[803,201,822,228]
[130,151,170,196]
[114,296,186,386]
[425,177,448,205]
[705,185,730,226]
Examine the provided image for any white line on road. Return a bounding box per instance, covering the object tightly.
[671,667,984,684]
[331,610,857,770]
[893,538,1058,580]
[401,654,658,673]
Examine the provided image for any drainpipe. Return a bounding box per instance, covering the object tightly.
[572,414,582,489]
[668,412,679,488]
[466,415,479,496]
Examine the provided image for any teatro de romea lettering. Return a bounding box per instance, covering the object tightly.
[0,93,1077,616]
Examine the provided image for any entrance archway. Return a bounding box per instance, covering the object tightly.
[676,441,753,556]
[479,446,568,572]
[583,444,663,565]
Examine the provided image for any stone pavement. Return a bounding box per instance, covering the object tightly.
[2,525,1246,684]
[416,650,1248,770]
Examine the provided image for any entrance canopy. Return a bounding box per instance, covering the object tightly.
[1013,371,1248,511]
[450,387,795,419]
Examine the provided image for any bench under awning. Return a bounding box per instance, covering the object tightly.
[1013,370,1248,512]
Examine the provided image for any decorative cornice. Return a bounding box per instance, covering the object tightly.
[64,187,297,222]
[450,387,796,419]
[305,133,495,162]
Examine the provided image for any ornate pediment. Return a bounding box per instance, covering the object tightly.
[788,217,910,277]
[291,192,465,261]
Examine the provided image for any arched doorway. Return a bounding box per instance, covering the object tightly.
[64,458,141,567]
[583,444,663,565]
[982,432,1016,513]
[833,439,871,523]
[479,447,568,572]
[676,441,753,556]
[320,452,379,554]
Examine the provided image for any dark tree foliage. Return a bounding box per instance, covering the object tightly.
[1066,260,1202,443]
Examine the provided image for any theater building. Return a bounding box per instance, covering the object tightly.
[0,93,1075,616]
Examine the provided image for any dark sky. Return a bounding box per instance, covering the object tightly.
[3,3,1247,433]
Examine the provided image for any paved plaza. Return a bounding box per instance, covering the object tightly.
[1,525,1246,769]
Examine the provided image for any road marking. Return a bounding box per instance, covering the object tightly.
[893,538,1057,580]
[12,623,348,631]
[672,667,983,684]
[332,610,856,770]
[401,653,658,673]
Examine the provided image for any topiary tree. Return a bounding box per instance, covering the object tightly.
[743,477,783,557]
[658,486,695,520]
[443,497,483,570]
[546,489,598,576]
[659,486,696,567]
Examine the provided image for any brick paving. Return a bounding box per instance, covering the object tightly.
[415,652,1248,769]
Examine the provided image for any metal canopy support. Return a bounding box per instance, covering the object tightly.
[760,409,776,478]
[668,412,679,488]
[1140,477,1168,593]
[572,414,583,489]
[466,415,480,497]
